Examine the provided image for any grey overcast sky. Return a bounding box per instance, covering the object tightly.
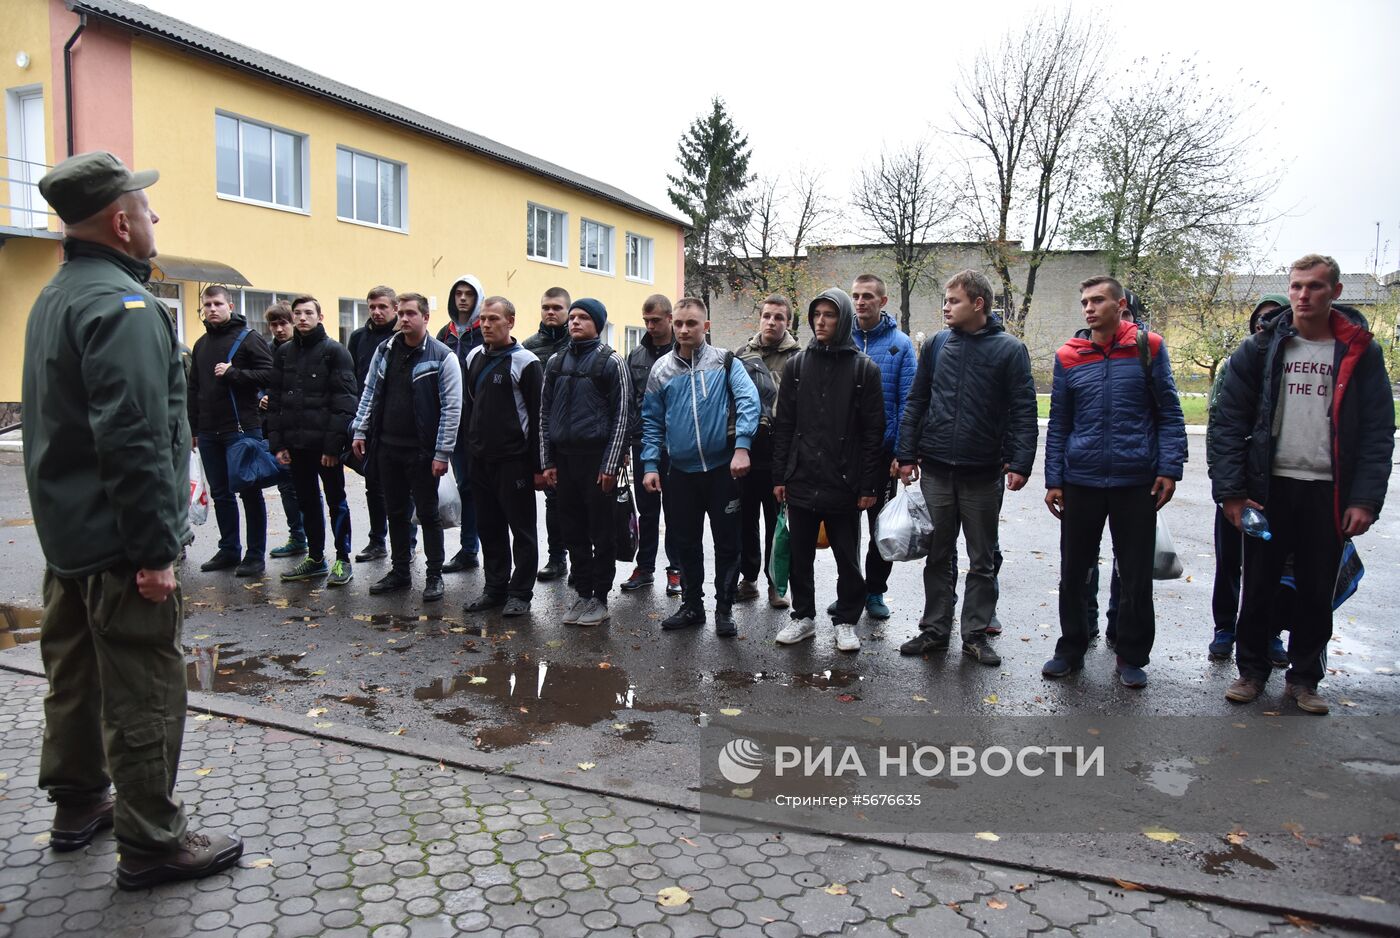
[143,0,1399,276]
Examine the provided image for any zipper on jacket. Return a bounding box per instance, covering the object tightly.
[685,354,708,472]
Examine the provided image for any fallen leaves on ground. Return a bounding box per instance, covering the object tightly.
[911,695,927,702]
[1285,914,1320,932]
[891,887,906,898]
[1114,879,1144,891]
[313,722,333,729]
[469,676,488,685]
[835,694,857,703]
[195,713,214,721]
[32,833,49,846]
[1143,827,1179,843]
[193,633,210,640]
[656,886,691,907]
[1358,895,1386,904]
[983,693,999,705]
[598,662,613,670]
[391,728,406,736]
[986,898,1008,910]
[306,707,328,718]
[1012,883,1030,893]
[719,708,742,716]
[1226,832,1247,845]
[576,762,595,771]
[974,832,1000,842]
[249,858,273,869]
[195,767,212,777]
[824,883,848,896]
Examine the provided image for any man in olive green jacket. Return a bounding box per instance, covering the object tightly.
[21,151,242,889]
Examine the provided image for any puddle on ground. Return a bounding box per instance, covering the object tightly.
[1125,757,1197,797]
[185,643,316,693]
[1342,759,1400,777]
[353,613,451,631]
[708,668,863,691]
[0,605,41,650]
[1199,841,1279,875]
[323,692,379,715]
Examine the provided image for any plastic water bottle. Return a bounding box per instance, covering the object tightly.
[1240,507,1272,540]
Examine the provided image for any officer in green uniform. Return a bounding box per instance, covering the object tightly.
[22,151,243,889]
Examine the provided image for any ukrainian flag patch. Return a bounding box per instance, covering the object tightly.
[122,294,146,310]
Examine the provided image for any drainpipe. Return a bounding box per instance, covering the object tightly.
[63,12,87,157]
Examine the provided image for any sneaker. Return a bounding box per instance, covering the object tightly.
[865,594,891,619]
[116,831,244,891]
[662,606,705,631]
[962,637,1002,666]
[443,549,480,573]
[538,557,568,581]
[369,570,412,594]
[200,549,239,572]
[665,568,683,596]
[234,557,265,578]
[465,593,506,613]
[900,632,949,656]
[327,559,352,587]
[1225,676,1265,703]
[715,609,738,638]
[355,541,388,562]
[422,575,444,603]
[50,796,113,852]
[281,557,328,582]
[1041,657,1083,679]
[736,579,760,602]
[775,618,817,645]
[985,617,1003,637]
[561,595,588,625]
[1115,657,1148,688]
[576,597,611,627]
[269,539,308,559]
[768,585,790,610]
[1208,630,1235,660]
[1268,636,1289,669]
[835,624,862,653]
[1285,683,1329,715]
[621,567,654,591]
[502,597,531,617]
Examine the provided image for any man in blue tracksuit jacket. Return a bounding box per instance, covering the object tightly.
[850,274,917,620]
[641,297,759,637]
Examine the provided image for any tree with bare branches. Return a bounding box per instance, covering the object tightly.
[732,168,838,331]
[852,141,953,334]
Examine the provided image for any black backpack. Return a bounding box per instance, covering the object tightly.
[724,350,777,447]
[545,342,618,398]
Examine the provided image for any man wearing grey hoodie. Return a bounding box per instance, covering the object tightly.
[437,274,484,574]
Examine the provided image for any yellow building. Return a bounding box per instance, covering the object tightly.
[0,0,686,406]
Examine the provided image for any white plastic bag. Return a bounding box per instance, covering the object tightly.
[189,450,210,526]
[414,468,462,529]
[876,483,934,562]
[1152,515,1183,580]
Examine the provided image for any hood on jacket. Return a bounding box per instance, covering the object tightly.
[746,329,800,355]
[806,288,857,352]
[1261,303,1371,338]
[1067,317,1140,352]
[448,273,485,330]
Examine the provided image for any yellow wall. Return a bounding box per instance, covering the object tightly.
[127,39,683,348]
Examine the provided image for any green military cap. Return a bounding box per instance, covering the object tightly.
[38,150,158,225]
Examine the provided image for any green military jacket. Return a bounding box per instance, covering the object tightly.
[22,239,190,576]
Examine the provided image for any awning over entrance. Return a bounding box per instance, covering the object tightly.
[151,254,251,286]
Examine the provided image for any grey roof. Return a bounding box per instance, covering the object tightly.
[1227,273,1396,306]
[74,0,688,228]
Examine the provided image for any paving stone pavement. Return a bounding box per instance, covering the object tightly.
[0,669,1378,938]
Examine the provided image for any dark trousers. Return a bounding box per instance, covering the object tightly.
[472,457,539,600]
[197,431,267,558]
[364,470,389,547]
[788,504,864,624]
[378,445,444,576]
[634,452,676,572]
[861,460,897,594]
[449,433,480,557]
[288,449,351,562]
[274,466,305,543]
[738,464,779,586]
[918,469,1002,640]
[1057,484,1156,667]
[1237,476,1340,686]
[666,465,742,611]
[556,450,616,599]
[542,486,566,562]
[1212,506,1244,633]
[38,568,187,856]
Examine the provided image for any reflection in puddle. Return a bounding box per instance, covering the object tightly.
[1126,757,1197,797]
[1343,760,1400,777]
[0,605,41,651]
[1199,841,1279,875]
[323,692,379,715]
[709,668,862,691]
[185,643,315,692]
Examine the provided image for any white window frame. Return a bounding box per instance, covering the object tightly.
[335,145,408,232]
[147,281,184,345]
[625,232,654,284]
[527,202,567,266]
[624,326,644,356]
[214,110,310,214]
[5,84,47,229]
[338,298,369,343]
[228,288,297,341]
[579,218,615,276]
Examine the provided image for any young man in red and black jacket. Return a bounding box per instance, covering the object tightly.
[1210,254,1394,714]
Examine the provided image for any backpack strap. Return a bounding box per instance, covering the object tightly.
[226,329,250,431]
[1136,326,1162,414]
[470,348,514,400]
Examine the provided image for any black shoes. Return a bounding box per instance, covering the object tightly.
[502,597,531,617]
[465,593,507,613]
[715,609,738,638]
[665,568,683,596]
[50,796,114,852]
[423,575,445,603]
[369,570,412,594]
[620,567,654,591]
[538,557,568,581]
[200,550,239,572]
[443,550,480,573]
[233,557,265,578]
[116,831,244,891]
[355,541,388,562]
[900,633,949,656]
[962,636,1002,666]
[661,606,705,631]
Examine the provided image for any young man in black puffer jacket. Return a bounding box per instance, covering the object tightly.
[267,296,359,587]
[524,286,573,581]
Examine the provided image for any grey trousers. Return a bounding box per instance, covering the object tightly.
[917,469,1003,640]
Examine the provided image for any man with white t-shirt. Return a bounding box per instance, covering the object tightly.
[1209,253,1395,714]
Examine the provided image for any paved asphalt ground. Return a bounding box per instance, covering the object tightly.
[1,443,1398,935]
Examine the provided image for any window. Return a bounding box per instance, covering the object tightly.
[625,233,653,283]
[603,323,614,348]
[148,281,183,344]
[624,326,644,355]
[227,288,297,341]
[215,112,307,211]
[339,298,368,343]
[527,203,565,264]
[6,85,46,228]
[336,146,405,230]
[580,219,614,275]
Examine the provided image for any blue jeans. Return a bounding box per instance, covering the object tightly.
[197,431,268,559]
[276,466,305,543]
[449,434,480,556]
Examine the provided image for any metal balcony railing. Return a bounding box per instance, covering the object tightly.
[1,155,57,231]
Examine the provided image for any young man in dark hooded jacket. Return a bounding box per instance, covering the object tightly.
[622,294,680,594]
[260,301,306,559]
[347,285,399,561]
[771,288,885,653]
[525,287,572,580]
[268,296,358,586]
[437,273,484,574]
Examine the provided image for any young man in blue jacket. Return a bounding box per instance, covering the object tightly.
[849,274,917,620]
[641,297,760,636]
[1043,276,1187,687]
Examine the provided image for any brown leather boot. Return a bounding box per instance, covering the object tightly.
[117,831,244,890]
[50,795,114,851]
